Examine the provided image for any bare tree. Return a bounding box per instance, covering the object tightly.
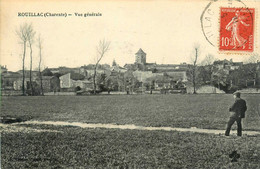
[93,39,110,94]
[27,24,36,95]
[188,44,200,94]
[199,54,215,85]
[16,23,29,95]
[37,35,44,95]
[201,54,215,66]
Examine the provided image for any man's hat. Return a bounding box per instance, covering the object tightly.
[233,91,241,98]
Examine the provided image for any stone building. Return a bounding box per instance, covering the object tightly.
[135,48,146,65]
[60,72,91,91]
[36,76,60,92]
[2,72,22,90]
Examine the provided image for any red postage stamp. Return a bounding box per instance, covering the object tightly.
[219,7,254,52]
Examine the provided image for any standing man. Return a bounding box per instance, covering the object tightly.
[225,92,247,136]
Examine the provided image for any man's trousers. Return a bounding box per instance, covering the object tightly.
[225,116,242,136]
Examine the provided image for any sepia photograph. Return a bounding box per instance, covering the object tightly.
[0,0,260,168]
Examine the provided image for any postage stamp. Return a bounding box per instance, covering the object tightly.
[219,7,255,52]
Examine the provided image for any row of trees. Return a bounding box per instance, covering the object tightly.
[17,22,112,95]
[187,44,260,94]
[16,23,44,96]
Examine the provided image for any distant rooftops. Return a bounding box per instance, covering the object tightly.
[213,59,243,65]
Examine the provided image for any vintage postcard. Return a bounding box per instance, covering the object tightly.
[1,0,260,168]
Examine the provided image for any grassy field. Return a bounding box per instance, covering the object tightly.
[1,94,260,168]
[2,124,260,168]
[1,94,260,130]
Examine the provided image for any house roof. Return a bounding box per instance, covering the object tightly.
[48,68,59,71]
[60,72,85,80]
[145,63,156,66]
[41,76,55,80]
[2,72,22,78]
[135,48,146,55]
[156,64,179,67]
[146,75,171,83]
[35,76,57,81]
[124,64,134,67]
[232,62,243,66]
[70,72,85,80]
[80,64,110,70]
[213,60,227,65]
[17,70,38,73]
[166,72,185,80]
[213,59,243,67]
[111,65,127,71]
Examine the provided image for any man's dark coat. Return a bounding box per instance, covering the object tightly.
[229,98,247,118]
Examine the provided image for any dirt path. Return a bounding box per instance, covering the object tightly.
[16,120,260,136]
[0,123,61,133]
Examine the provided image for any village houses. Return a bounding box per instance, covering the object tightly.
[1,48,252,95]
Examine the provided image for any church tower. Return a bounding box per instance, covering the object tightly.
[135,48,146,65]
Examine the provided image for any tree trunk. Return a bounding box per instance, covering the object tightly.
[22,41,26,96]
[39,71,43,95]
[192,48,198,94]
[38,35,44,95]
[193,83,196,94]
[29,42,34,95]
[192,67,196,94]
[38,46,44,95]
[93,67,97,94]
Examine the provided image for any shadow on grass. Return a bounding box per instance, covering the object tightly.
[0,115,32,124]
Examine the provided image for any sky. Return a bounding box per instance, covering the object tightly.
[1,0,259,71]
